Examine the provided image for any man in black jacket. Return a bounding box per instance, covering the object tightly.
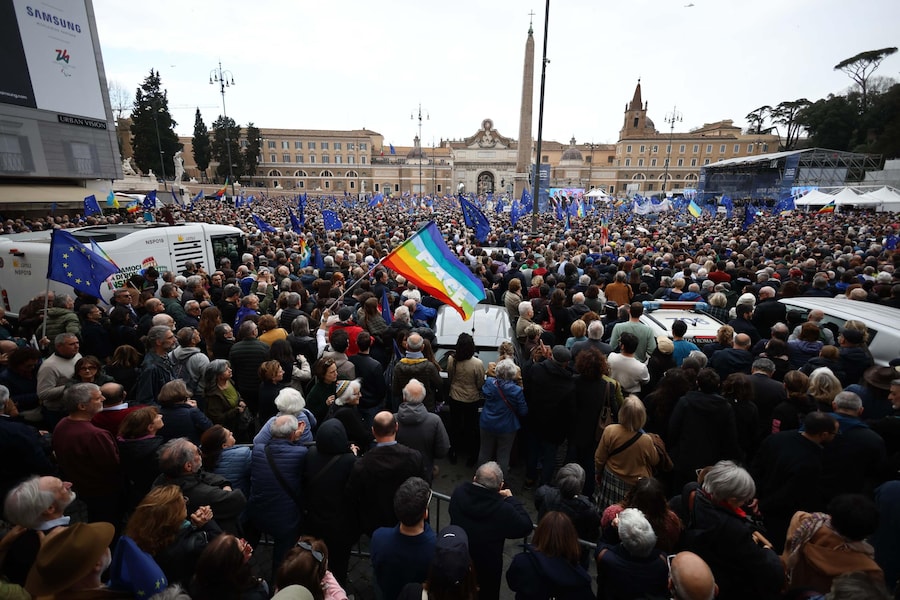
[751,411,838,552]
[523,344,577,485]
[153,437,246,536]
[449,461,533,600]
[348,331,387,427]
[345,411,428,538]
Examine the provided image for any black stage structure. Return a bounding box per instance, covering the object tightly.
[695,148,882,207]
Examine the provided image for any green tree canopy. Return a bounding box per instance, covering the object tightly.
[771,99,810,150]
[834,47,898,111]
[797,94,859,151]
[192,108,211,180]
[244,123,261,181]
[129,69,180,179]
[211,115,243,182]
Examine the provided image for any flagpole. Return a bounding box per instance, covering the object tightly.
[329,256,387,307]
[329,218,436,307]
[40,275,51,342]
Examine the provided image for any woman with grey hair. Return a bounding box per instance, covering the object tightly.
[325,379,372,452]
[534,463,601,568]
[596,508,669,599]
[477,358,527,478]
[677,460,785,600]
[253,387,316,446]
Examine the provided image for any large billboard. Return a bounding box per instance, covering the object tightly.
[0,0,119,182]
[1,1,106,119]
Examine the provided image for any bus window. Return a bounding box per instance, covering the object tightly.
[211,234,244,271]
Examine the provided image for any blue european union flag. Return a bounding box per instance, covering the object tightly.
[381,288,393,325]
[459,195,490,242]
[289,209,304,235]
[721,195,734,219]
[389,144,396,155]
[314,245,325,271]
[143,190,157,210]
[47,229,119,300]
[252,214,277,233]
[743,206,756,230]
[322,210,343,231]
[83,194,102,216]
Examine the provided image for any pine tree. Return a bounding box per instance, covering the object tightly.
[192,109,212,181]
[244,123,261,182]
[210,115,243,182]
[129,69,180,179]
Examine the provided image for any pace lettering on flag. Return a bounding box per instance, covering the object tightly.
[381,222,486,320]
[47,229,119,300]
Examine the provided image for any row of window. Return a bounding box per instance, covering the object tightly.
[261,154,368,165]
[261,179,443,194]
[265,140,368,151]
[265,170,361,178]
[622,142,768,155]
[626,173,699,181]
[622,157,713,167]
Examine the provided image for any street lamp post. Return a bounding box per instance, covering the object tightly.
[210,61,236,198]
[662,106,682,195]
[151,105,167,191]
[411,104,429,197]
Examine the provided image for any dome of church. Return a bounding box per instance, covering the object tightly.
[560,137,583,162]
[407,136,426,160]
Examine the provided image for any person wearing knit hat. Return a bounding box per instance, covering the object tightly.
[25,522,124,598]
[326,379,373,451]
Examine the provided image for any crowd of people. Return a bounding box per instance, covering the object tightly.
[0,194,899,600]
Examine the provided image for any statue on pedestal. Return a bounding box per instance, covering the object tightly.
[173,150,185,182]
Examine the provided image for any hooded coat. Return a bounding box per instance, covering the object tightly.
[449,481,533,600]
[668,390,742,488]
[395,401,450,470]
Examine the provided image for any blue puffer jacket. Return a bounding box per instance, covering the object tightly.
[212,444,252,499]
[480,377,528,434]
[248,438,307,535]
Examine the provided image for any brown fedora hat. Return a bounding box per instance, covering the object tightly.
[863,366,897,391]
[26,522,114,596]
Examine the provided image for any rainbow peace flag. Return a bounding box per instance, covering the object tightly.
[817,201,835,214]
[216,179,228,198]
[382,222,486,320]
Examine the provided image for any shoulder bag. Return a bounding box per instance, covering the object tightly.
[264,444,303,508]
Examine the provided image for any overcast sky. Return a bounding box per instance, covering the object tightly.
[92,0,899,146]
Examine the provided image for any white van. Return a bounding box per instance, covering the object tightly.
[778,297,900,366]
[0,222,246,317]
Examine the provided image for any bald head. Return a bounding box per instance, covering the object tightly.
[758,286,775,299]
[808,309,824,323]
[734,333,751,350]
[669,551,717,600]
[372,410,398,440]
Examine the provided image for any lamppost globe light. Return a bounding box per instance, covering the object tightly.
[662,106,683,195]
[210,61,236,199]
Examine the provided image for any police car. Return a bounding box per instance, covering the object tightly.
[639,301,726,346]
